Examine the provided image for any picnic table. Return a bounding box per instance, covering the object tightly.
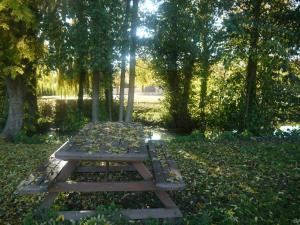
[17,122,184,220]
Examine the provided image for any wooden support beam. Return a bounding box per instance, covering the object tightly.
[132,162,153,180]
[76,165,139,173]
[59,208,182,220]
[48,181,157,192]
[41,161,78,209]
[55,149,148,162]
[155,191,177,208]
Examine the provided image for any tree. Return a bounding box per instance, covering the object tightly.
[69,0,89,118]
[125,0,139,122]
[194,0,224,132]
[119,0,130,122]
[224,0,300,134]
[0,1,42,138]
[150,0,197,131]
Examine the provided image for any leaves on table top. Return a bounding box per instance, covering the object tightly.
[69,122,147,154]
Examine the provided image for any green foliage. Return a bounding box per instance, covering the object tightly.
[0,0,42,79]
[133,102,165,126]
[0,139,61,224]
[12,131,63,144]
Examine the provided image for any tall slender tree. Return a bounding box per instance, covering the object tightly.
[194,0,224,132]
[125,0,139,122]
[224,0,300,134]
[151,0,197,131]
[119,0,131,122]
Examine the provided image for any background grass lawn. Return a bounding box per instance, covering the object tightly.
[0,138,299,224]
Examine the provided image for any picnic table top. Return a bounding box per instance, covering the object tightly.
[55,122,149,162]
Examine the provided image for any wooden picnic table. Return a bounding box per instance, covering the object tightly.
[17,122,184,220]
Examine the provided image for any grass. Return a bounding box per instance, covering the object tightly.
[0,137,299,224]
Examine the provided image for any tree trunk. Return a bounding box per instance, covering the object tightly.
[166,52,180,128]
[77,70,85,118]
[119,0,130,122]
[125,0,139,122]
[24,73,38,135]
[243,0,260,131]
[92,71,100,123]
[199,63,209,133]
[108,84,113,121]
[1,76,25,139]
[180,58,194,131]
[105,86,112,121]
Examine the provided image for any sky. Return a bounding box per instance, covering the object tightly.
[137,0,159,38]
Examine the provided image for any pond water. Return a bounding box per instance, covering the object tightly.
[144,124,300,142]
[145,127,175,142]
[278,125,300,133]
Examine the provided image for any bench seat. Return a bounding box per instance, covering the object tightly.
[148,141,184,191]
[16,142,69,194]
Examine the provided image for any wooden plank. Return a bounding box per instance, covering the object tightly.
[16,141,71,193]
[59,210,96,221]
[132,162,153,180]
[155,182,185,191]
[147,141,158,161]
[167,159,183,180]
[152,160,166,184]
[48,181,157,192]
[55,150,148,162]
[122,208,182,219]
[16,158,76,194]
[76,165,138,173]
[59,208,182,220]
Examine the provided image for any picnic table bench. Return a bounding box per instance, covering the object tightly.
[17,122,184,220]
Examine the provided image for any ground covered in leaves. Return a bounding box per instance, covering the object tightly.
[0,137,299,224]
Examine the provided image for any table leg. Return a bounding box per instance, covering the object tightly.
[106,161,109,181]
[40,161,78,209]
[132,162,153,180]
[155,191,177,208]
[131,162,179,209]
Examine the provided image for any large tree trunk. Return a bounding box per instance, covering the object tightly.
[125,0,139,122]
[92,71,100,123]
[77,70,85,117]
[243,0,260,131]
[1,76,25,139]
[119,0,130,122]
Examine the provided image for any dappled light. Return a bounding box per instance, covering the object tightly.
[0,0,299,224]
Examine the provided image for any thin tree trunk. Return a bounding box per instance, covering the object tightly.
[119,0,130,122]
[243,0,260,131]
[199,63,209,133]
[198,24,211,133]
[108,84,113,121]
[77,70,85,117]
[92,71,100,123]
[1,76,25,139]
[167,52,180,128]
[181,59,194,130]
[24,73,38,135]
[125,0,139,122]
[105,87,112,121]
